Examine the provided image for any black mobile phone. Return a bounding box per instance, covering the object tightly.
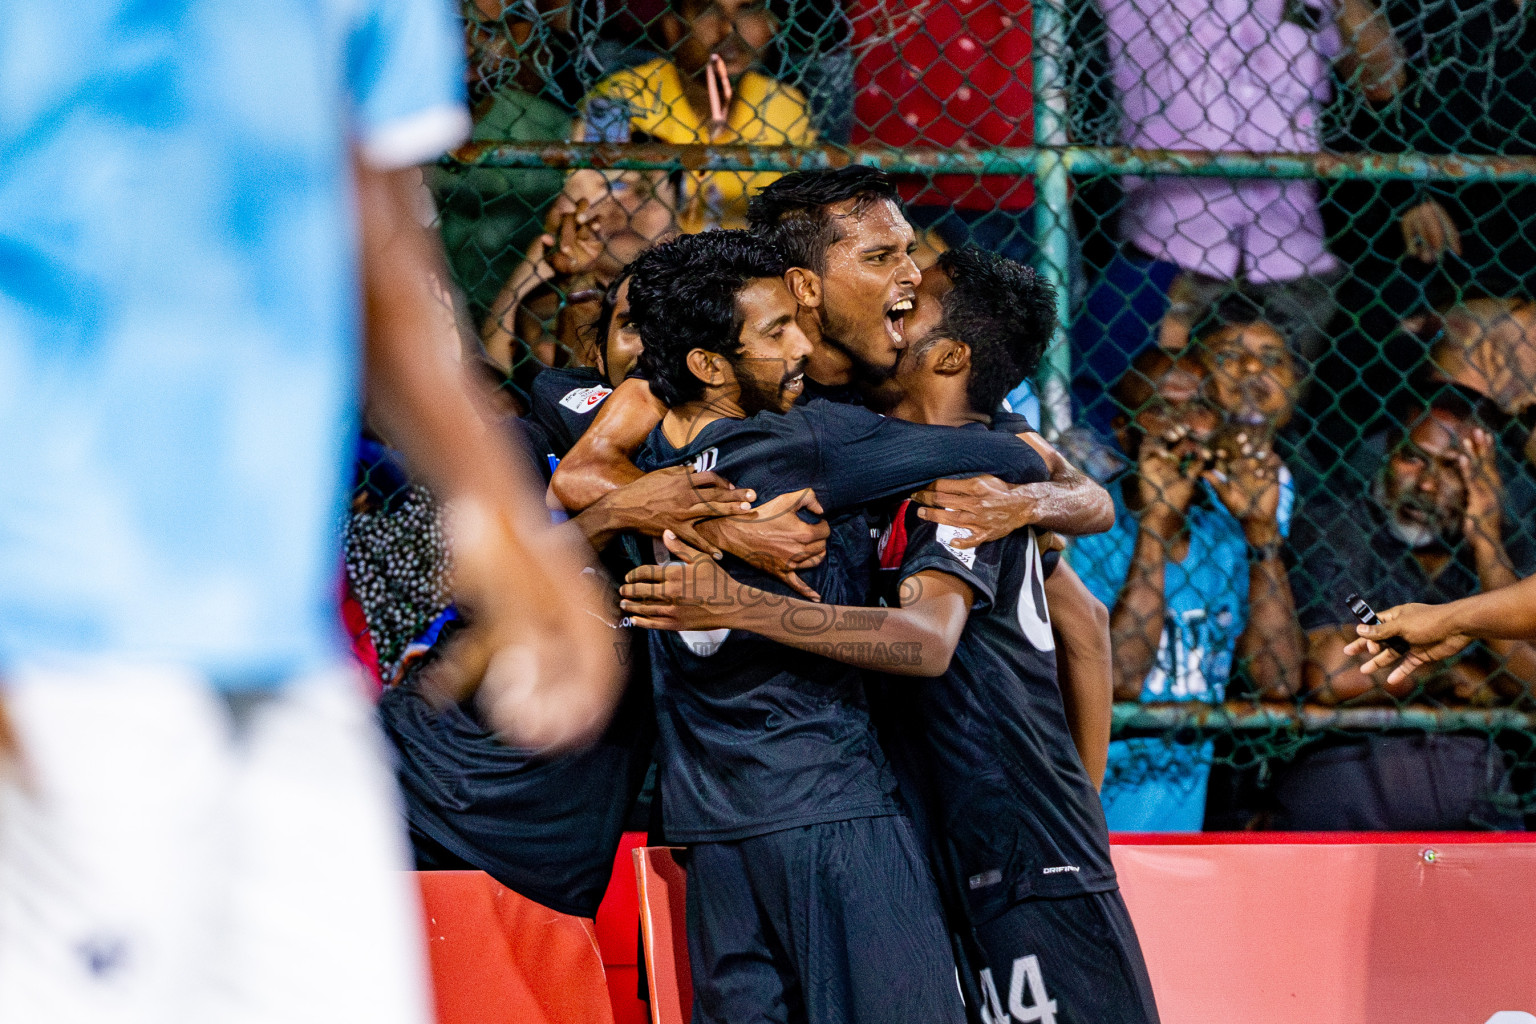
[1345,592,1413,655]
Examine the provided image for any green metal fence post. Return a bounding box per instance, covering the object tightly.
[1033,0,1074,438]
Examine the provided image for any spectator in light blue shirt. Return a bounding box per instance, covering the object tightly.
[1071,336,1303,831]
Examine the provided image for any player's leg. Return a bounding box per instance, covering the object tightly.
[0,665,232,1024]
[686,841,799,1024]
[200,666,432,1024]
[751,816,967,1024]
[971,890,1160,1024]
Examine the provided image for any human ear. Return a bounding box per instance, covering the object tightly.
[686,349,730,387]
[933,339,970,377]
[784,267,823,309]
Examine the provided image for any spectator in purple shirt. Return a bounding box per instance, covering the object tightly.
[1097,0,1405,363]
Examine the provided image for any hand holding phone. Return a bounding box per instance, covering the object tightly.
[1345,592,1413,656]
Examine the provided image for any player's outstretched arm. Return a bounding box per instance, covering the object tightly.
[911,434,1114,548]
[1045,562,1112,788]
[620,532,970,677]
[355,157,622,751]
[1345,576,1536,683]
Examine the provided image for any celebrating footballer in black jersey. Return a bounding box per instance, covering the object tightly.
[622,243,1158,1024]
[377,167,1138,1024]
[622,228,1074,1024]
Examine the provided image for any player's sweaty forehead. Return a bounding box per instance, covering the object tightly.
[736,276,799,337]
[823,197,916,268]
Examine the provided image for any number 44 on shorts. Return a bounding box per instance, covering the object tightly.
[979,955,1058,1024]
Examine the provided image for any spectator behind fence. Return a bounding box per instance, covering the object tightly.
[1093,0,1405,368]
[1391,0,1536,289]
[477,0,816,370]
[1275,391,1536,829]
[850,0,1036,263]
[477,176,662,371]
[1428,293,1536,466]
[433,2,594,320]
[1189,292,1338,499]
[1070,345,1303,831]
[579,0,816,232]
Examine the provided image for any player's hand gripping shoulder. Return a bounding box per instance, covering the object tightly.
[620,531,749,633]
[911,434,1114,548]
[576,466,756,555]
[696,488,831,601]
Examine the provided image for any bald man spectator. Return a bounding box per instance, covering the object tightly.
[1427,293,1536,464]
[1276,392,1536,829]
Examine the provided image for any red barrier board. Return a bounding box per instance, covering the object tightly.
[417,871,614,1024]
[423,834,1536,1024]
[1112,837,1536,1024]
[594,832,650,1024]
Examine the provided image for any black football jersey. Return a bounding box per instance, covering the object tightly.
[634,400,1048,843]
[872,421,1116,924]
[526,365,616,465]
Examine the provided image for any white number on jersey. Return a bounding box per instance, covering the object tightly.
[978,956,1058,1024]
[1016,529,1055,652]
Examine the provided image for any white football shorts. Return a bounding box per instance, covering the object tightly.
[0,661,431,1024]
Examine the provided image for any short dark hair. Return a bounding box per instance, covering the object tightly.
[747,166,902,274]
[630,231,788,407]
[1191,290,1269,348]
[919,247,1058,415]
[1385,370,1484,443]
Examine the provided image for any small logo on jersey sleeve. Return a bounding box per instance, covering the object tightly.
[558,385,613,414]
[935,523,976,568]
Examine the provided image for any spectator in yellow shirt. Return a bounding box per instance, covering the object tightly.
[580,0,817,231]
[482,0,816,369]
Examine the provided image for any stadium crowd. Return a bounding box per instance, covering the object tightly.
[5,0,1536,1022]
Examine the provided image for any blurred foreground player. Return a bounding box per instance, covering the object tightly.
[624,248,1154,1024]
[0,4,619,1022]
[623,230,1055,1024]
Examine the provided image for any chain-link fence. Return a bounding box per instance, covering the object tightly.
[347,0,1536,831]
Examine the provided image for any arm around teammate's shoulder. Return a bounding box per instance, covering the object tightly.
[551,377,665,511]
[803,404,1052,514]
[620,533,970,676]
[911,434,1114,548]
